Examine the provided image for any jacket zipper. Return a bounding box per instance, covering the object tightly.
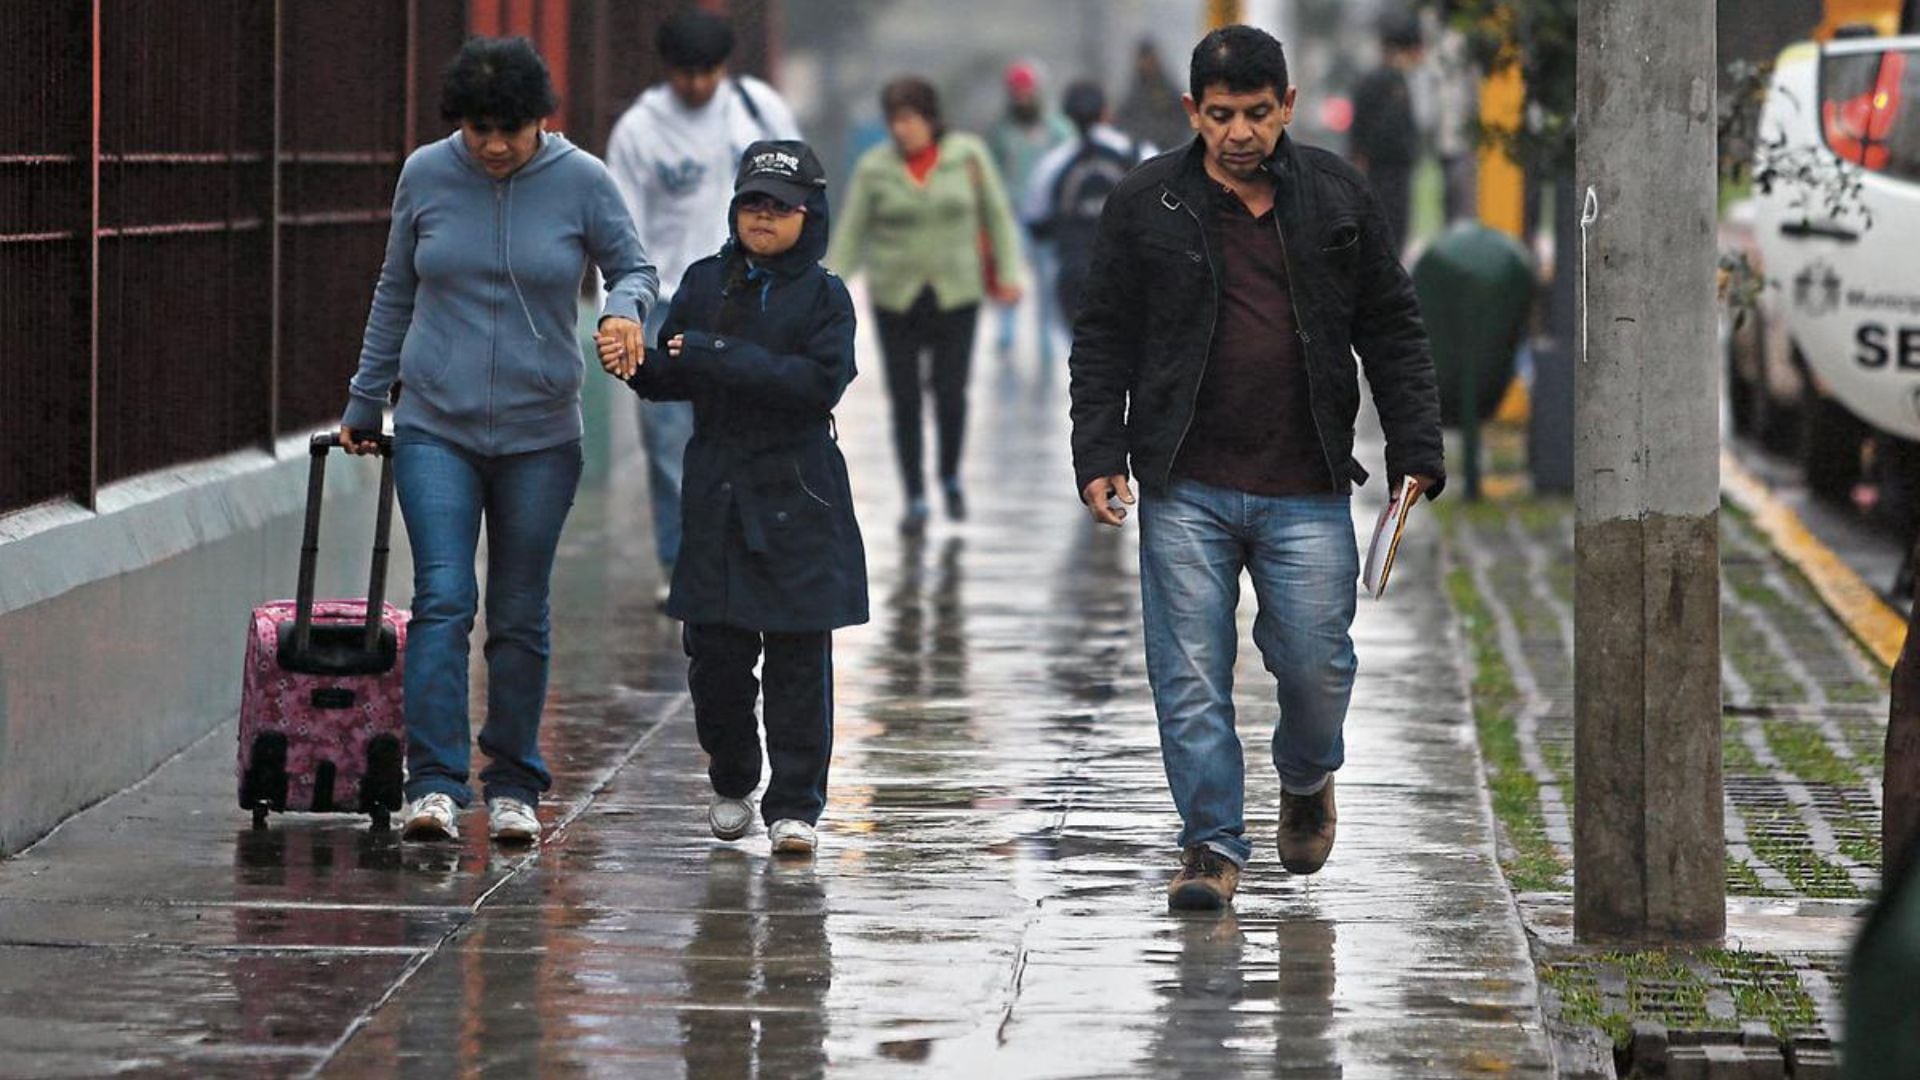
[488,181,504,446]
[1271,199,1339,489]
[1164,187,1220,490]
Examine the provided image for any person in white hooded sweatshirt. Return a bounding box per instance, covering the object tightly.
[605,9,800,605]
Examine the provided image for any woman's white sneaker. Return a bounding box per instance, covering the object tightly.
[708,796,754,841]
[488,797,541,846]
[403,793,460,841]
[768,819,817,856]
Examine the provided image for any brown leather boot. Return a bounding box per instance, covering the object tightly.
[1167,846,1241,910]
[1277,777,1337,874]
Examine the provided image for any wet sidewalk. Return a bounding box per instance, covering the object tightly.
[0,322,1550,1077]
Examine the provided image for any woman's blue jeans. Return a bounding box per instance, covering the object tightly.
[1138,478,1360,867]
[393,429,583,808]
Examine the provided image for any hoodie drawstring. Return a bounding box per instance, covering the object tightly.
[503,178,547,342]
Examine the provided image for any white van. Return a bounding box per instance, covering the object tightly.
[1730,33,1920,540]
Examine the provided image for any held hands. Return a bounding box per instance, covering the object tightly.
[594,316,646,379]
[1081,474,1136,528]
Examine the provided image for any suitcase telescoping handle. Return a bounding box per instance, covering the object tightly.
[290,431,396,659]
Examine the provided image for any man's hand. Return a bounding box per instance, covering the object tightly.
[990,282,1024,306]
[594,316,645,379]
[1407,474,1437,498]
[1081,474,1136,527]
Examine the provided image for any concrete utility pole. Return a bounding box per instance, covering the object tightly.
[1573,0,1725,944]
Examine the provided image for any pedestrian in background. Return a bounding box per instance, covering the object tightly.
[1348,11,1426,254]
[339,37,657,846]
[986,62,1072,366]
[1022,80,1154,328]
[827,77,1025,537]
[606,9,801,608]
[1069,25,1444,911]
[602,141,866,858]
[1117,39,1194,158]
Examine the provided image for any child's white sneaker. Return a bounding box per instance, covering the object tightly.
[709,796,754,841]
[488,797,541,846]
[403,793,460,841]
[769,819,817,856]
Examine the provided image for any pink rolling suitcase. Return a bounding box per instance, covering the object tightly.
[238,432,409,830]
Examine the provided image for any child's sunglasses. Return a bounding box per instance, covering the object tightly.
[738,193,805,217]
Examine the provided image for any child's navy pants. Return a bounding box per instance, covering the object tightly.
[685,623,834,826]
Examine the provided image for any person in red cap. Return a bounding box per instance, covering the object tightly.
[986,61,1072,366]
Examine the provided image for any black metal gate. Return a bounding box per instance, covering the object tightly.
[0,1,462,515]
[2,0,779,517]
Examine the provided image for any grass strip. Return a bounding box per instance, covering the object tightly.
[1542,948,1823,1050]
[1437,502,1568,893]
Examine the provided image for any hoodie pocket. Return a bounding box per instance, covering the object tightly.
[535,346,585,397]
[490,341,583,422]
[399,321,454,389]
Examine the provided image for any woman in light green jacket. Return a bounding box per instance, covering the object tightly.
[826,76,1026,536]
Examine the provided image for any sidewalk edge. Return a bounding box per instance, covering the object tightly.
[1720,449,1906,670]
[1431,528,1564,1072]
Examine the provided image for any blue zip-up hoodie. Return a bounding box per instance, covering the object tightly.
[342,130,658,455]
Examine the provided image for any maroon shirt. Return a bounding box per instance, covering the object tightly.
[1172,183,1333,497]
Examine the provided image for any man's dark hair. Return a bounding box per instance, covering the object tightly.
[1188,24,1289,103]
[440,36,558,126]
[1062,81,1106,135]
[657,9,734,70]
[880,76,945,137]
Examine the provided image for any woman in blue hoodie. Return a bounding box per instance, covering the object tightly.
[600,140,866,857]
[339,37,657,846]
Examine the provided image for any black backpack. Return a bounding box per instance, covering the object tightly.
[1043,134,1136,323]
[1042,135,1136,259]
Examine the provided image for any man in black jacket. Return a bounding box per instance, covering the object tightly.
[1348,11,1425,253]
[1068,24,1445,911]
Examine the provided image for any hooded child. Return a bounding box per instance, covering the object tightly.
[597,140,867,858]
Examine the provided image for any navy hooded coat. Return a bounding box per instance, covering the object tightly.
[626,184,868,633]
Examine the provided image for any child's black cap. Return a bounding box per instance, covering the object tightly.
[735,140,827,207]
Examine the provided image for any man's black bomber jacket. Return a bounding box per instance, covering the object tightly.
[1066,134,1447,500]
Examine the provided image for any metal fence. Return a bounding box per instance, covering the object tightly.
[1,0,777,517]
[0,1,459,514]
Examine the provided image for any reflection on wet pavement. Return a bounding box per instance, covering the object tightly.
[0,314,1550,1077]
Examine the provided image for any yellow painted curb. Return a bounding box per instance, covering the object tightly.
[1720,449,1907,670]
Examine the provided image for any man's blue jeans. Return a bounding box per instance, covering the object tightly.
[636,301,692,575]
[1138,478,1360,867]
[393,429,583,808]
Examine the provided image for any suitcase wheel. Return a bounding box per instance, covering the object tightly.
[369,807,392,832]
[251,802,271,830]
[361,733,405,819]
[241,732,290,816]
